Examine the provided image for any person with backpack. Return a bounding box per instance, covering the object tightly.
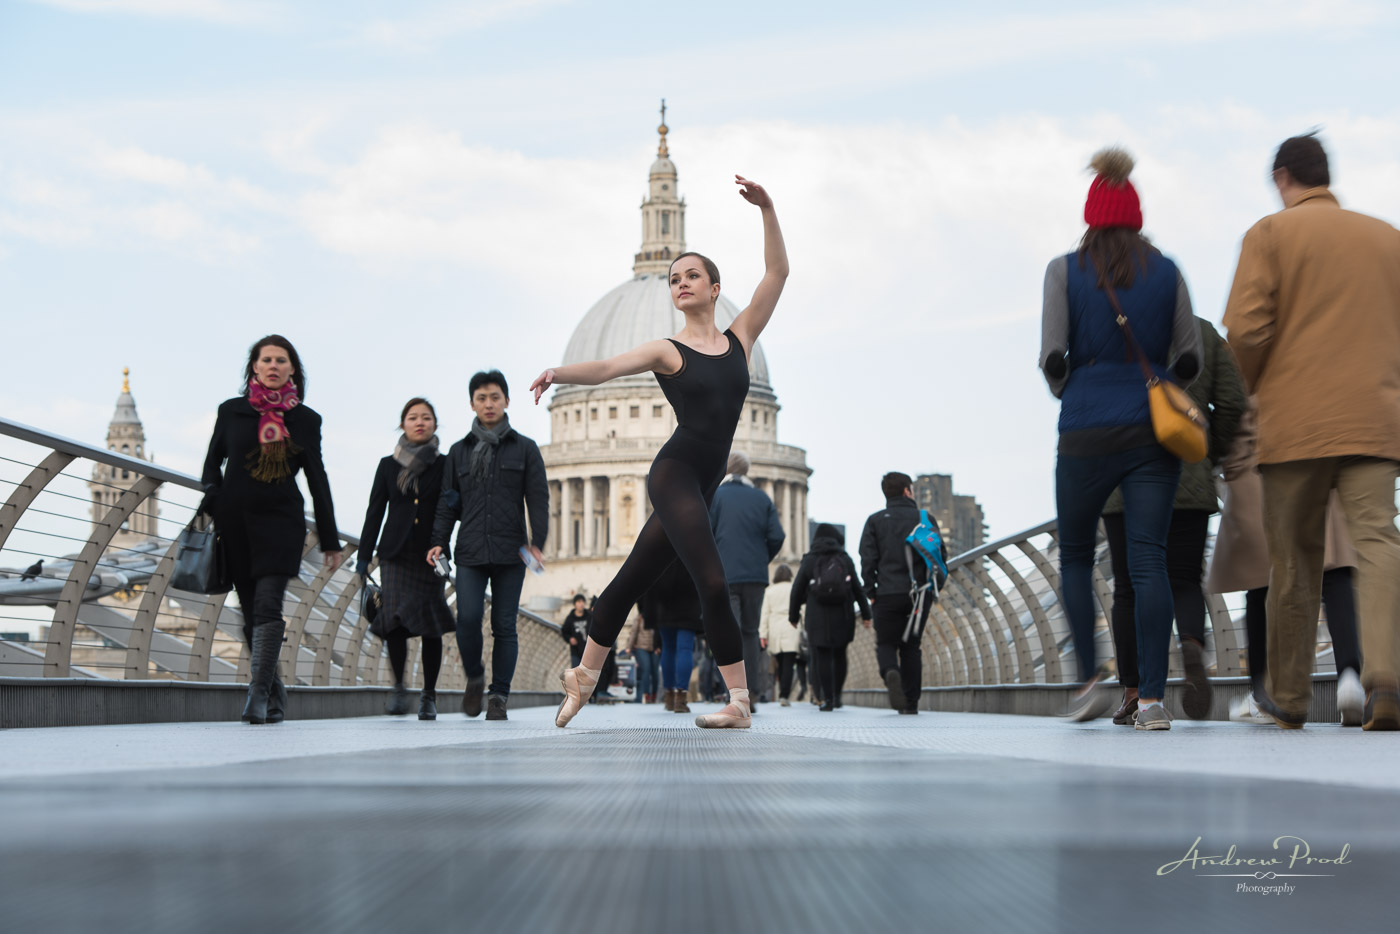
[790,523,871,711]
[859,472,947,714]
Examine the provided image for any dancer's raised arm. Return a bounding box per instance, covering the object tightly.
[530,339,681,404]
[727,175,789,356]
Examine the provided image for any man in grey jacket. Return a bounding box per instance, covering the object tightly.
[709,452,785,705]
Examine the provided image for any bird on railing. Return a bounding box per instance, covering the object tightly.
[20,560,44,581]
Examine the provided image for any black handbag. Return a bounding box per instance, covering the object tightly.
[169,513,232,594]
[361,574,383,627]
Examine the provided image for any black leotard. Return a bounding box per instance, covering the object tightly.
[587,329,750,665]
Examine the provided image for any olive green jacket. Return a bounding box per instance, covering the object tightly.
[1102,318,1246,516]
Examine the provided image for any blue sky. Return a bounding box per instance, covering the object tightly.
[2,0,1399,554]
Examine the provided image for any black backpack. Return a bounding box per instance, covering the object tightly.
[811,554,851,606]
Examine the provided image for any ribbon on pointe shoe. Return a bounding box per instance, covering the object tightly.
[555,665,600,728]
[695,686,752,729]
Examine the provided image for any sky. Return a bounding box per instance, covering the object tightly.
[2,0,1399,552]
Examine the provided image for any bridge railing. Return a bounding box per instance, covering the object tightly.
[0,416,568,693]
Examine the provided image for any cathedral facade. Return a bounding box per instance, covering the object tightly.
[90,368,161,551]
[524,113,812,610]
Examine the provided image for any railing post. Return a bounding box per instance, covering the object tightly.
[124,534,184,679]
[0,451,75,553]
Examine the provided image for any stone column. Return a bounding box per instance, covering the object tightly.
[582,476,596,556]
[797,484,808,555]
[605,476,619,553]
[558,477,573,558]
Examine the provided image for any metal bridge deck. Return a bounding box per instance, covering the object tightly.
[2,703,1397,933]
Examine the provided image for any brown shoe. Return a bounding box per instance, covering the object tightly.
[1363,688,1400,731]
[673,691,691,714]
[663,688,676,712]
[1180,638,1212,720]
[1111,690,1139,726]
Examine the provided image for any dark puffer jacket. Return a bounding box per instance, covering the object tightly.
[790,527,871,649]
[859,495,944,601]
[430,425,549,567]
[1103,317,1247,516]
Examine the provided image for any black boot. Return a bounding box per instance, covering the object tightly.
[418,690,437,721]
[241,622,284,724]
[386,682,412,716]
[266,674,288,724]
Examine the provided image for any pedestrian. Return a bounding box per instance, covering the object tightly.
[356,397,456,721]
[1101,318,1246,725]
[1222,133,1400,731]
[709,450,786,707]
[758,564,800,706]
[1208,401,1363,724]
[561,594,591,668]
[200,334,342,724]
[790,523,871,712]
[531,175,788,729]
[426,370,549,721]
[1040,148,1203,730]
[858,471,944,715]
[626,604,660,703]
[639,559,702,713]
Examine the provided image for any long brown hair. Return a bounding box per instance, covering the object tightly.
[1076,228,1158,290]
[241,334,306,397]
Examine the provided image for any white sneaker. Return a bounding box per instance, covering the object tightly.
[1337,669,1364,727]
[1229,693,1274,724]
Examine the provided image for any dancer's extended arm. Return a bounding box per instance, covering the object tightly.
[529,340,680,404]
[728,176,789,356]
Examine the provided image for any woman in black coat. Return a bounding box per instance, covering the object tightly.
[201,334,342,724]
[790,523,871,711]
[357,397,456,720]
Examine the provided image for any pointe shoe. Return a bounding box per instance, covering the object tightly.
[695,687,752,729]
[555,666,598,728]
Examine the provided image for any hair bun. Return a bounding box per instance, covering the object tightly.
[1089,147,1134,184]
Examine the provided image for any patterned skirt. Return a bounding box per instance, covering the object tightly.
[370,556,456,639]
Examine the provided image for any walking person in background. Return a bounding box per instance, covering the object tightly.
[758,564,800,706]
[710,451,786,708]
[626,608,660,703]
[427,370,549,722]
[356,398,456,721]
[791,523,871,712]
[1100,318,1246,725]
[1224,133,1400,731]
[1040,148,1203,730]
[859,472,943,715]
[531,175,788,730]
[639,559,703,713]
[1208,401,1364,725]
[201,335,342,725]
[561,594,591,668]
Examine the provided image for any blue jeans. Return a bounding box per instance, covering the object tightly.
[1056,444,1180,698]
[632,650,660,700]
[658,629,695,690]
[454,562,527,697]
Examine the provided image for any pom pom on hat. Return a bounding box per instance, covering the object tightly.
[1084,146,1142,230]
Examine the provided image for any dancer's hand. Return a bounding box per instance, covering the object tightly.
[529,370,556,404]
[735,175,772,209]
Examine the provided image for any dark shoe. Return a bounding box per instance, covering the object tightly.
[386,682,412,716]
[266,675,287,724]
[897,707,918,715]
[240,622,284,725]
[486,693,508,720]
[462,675,485,718]
[418,690,437,721]
[1363,689,1400,731]
[819,701,835,712]
[1180,639,1212,720]
[1111,690,1139,726]
[883,669,905,711]
[1062,683,1113,722]
[1257,693,1306,729]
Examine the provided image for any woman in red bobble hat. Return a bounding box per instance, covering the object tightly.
[1038,148,1203,729]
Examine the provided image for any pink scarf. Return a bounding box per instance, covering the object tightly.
[246,378,301,482]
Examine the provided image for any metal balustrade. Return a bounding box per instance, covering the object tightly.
[0,416,568,696]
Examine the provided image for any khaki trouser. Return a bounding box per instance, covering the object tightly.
[1260,457,1400,715]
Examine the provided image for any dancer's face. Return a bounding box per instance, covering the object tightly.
[401,404,436,443]
[471,384,508,428]
[669,259,718,312]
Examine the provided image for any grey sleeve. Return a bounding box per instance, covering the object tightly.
[1169,269,1203,385]
[1040,256,1070,398]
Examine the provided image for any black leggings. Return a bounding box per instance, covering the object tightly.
[589,457,744,665]
[1245,567,1360,691]
[386,632,442,692]
[812,646,848,704]
[775,652,797,699]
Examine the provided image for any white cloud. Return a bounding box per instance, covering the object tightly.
[348,0,573,52]
[27,0,282,26]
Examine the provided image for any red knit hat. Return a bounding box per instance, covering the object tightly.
[1083,147,1142,230]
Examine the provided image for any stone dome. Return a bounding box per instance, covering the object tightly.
[558,273,772,394]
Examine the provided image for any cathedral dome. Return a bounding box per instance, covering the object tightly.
[558,273,772,394]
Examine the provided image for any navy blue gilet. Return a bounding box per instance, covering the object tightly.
[1058,252,1180,435]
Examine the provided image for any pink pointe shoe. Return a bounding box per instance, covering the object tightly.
[695,687,752,729]
[555,666,599,728]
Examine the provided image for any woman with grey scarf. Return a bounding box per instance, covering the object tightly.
[357,397,456,720]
